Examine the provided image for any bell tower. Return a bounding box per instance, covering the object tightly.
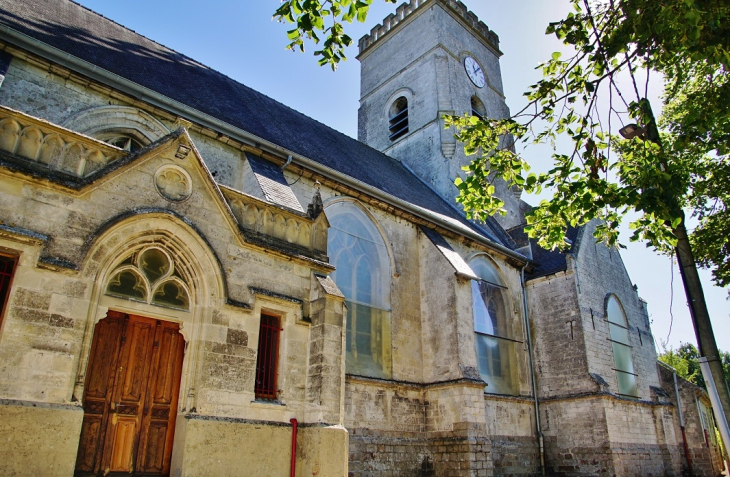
[357,0,523,228]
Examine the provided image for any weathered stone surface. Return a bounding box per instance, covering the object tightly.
[0,400,83,477]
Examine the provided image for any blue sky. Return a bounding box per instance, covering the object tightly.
[74,0,728,351]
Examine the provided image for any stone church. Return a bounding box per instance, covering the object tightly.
[0,0,724,475]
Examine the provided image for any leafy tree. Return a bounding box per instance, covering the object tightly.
[274,0,395,69]
[659,342,730,390]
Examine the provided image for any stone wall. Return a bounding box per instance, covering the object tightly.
[571,222,660,400]
[657,362,726,476]
[527,271,593,398]
[0,93,349,473]
[0,399,84,477]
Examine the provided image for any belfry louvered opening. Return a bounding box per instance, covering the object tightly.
[388,96,409,141]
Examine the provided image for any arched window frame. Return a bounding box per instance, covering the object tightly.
[469,255,520,395]
[326,200,393,379]
[388,96,409,141]
[471,95,487,121]
[605,294,638,397]
[61,106,169,150]
[95,131,145,152]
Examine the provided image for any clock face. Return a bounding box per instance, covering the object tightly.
[464,56,486,88]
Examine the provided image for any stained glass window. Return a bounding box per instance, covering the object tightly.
[106,269,147,302]
[327,201,392,379]
[152,280,189,310]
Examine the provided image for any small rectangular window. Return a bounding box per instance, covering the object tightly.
[0,255,17,330]
[255,313,280,400]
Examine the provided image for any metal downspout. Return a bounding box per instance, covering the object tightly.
[521,265,545,475]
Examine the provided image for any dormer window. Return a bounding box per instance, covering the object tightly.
[471,96,486,121]
[97,133,144,153]
[388,97,409,141]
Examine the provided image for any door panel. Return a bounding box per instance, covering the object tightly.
[109,419,137,472]
[138,321,185,475]
[75,312,184,476]
[104,316,156,473]
[75,312,126,474]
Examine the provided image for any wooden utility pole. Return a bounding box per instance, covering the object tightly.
[639,100,730,456]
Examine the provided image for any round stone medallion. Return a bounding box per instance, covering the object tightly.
[154,165,193,202]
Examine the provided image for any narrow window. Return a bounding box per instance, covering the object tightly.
[697,399,717,446]
[470,256,520,395]
[606,295,638,397]
[471,96,486,120]
[388,97,409,141]
[255,313,280,400]
[0,255,17,330]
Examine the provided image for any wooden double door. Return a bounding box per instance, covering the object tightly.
[75,312,185,476]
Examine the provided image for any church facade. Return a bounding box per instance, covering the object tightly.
[0,0,723,476]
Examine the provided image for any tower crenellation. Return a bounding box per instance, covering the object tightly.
[358,0,499,56]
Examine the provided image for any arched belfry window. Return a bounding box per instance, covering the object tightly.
[106,246,191,311]
[388,96,409,141]
[471,96,487,121]
[470,256,519,395]
[326,201,392,379]
[606,295,638,397]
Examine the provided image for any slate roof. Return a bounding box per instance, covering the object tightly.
[245,153,305,214]
[508,224,582,280]
[0,0,512,249]
[420,226,478,280]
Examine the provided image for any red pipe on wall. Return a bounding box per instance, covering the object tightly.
[681,427,693,477]
[290,418,298,477]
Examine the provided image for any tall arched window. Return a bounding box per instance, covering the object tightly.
[327,201,392,379]
[606,295,638,397]
[388,96,409,141]
[471,256,519,395]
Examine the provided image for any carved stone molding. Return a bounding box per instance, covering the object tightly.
[0,105,123,177]
[61,105,170,144]
[223,187,328,255]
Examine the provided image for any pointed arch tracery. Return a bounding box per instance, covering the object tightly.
[326,200,392,379]
[105,245,191,311]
